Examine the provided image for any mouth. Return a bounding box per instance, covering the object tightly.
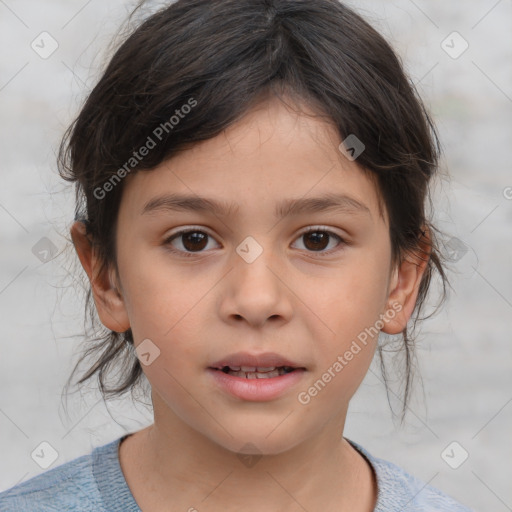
[211,365,301,379]
[206,365,306,401]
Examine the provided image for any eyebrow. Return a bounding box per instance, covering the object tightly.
[141,192,371,219]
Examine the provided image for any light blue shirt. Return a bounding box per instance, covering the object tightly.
[0,435,474,511]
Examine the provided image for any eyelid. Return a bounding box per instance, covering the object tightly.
[166,225,215,237]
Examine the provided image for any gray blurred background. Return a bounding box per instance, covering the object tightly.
[0,1,511,510]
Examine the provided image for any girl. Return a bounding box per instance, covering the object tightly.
[0,0,474,510]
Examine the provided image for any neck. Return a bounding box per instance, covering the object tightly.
[119,396,376,511]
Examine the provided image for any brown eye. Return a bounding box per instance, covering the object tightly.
[164,226,346,258]
[164,228,219,256]
[303,231,329,251]
[292,227,345,256]
[181,231,208,251]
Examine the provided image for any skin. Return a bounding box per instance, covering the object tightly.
[71,95,429,512]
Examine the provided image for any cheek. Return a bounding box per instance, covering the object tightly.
[312,250,389,325]
[118,243,189,325]
[304,251,390,381]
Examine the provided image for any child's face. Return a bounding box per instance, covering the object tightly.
[90,97,414,454]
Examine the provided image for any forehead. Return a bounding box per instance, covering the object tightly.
[120,97,386,225]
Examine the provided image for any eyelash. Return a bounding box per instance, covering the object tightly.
[163,226,346,258]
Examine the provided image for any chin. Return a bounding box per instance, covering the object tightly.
[209,429,304,458]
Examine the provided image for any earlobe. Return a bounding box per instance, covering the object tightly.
[70,221,130,333]
[381,228,431,335]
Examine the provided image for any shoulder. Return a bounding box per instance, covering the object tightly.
[0,437,127,512]
[347,439,475,512]
[0,450,96,512]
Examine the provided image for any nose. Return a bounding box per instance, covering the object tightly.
[218,244,294,328]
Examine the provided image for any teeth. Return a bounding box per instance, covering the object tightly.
[256,370,280,378]
[217,364,299,378]
[224,368,290,378]
[221,366,295,373]
[238,366,283,372]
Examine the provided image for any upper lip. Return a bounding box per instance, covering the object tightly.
[209,352,306,370]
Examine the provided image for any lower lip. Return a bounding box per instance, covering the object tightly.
[206,368,306,402]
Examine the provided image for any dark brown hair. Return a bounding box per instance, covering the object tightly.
[58,0,450,419]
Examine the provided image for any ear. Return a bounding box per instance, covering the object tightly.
[381,227,431,335]
[70,220,130,333]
